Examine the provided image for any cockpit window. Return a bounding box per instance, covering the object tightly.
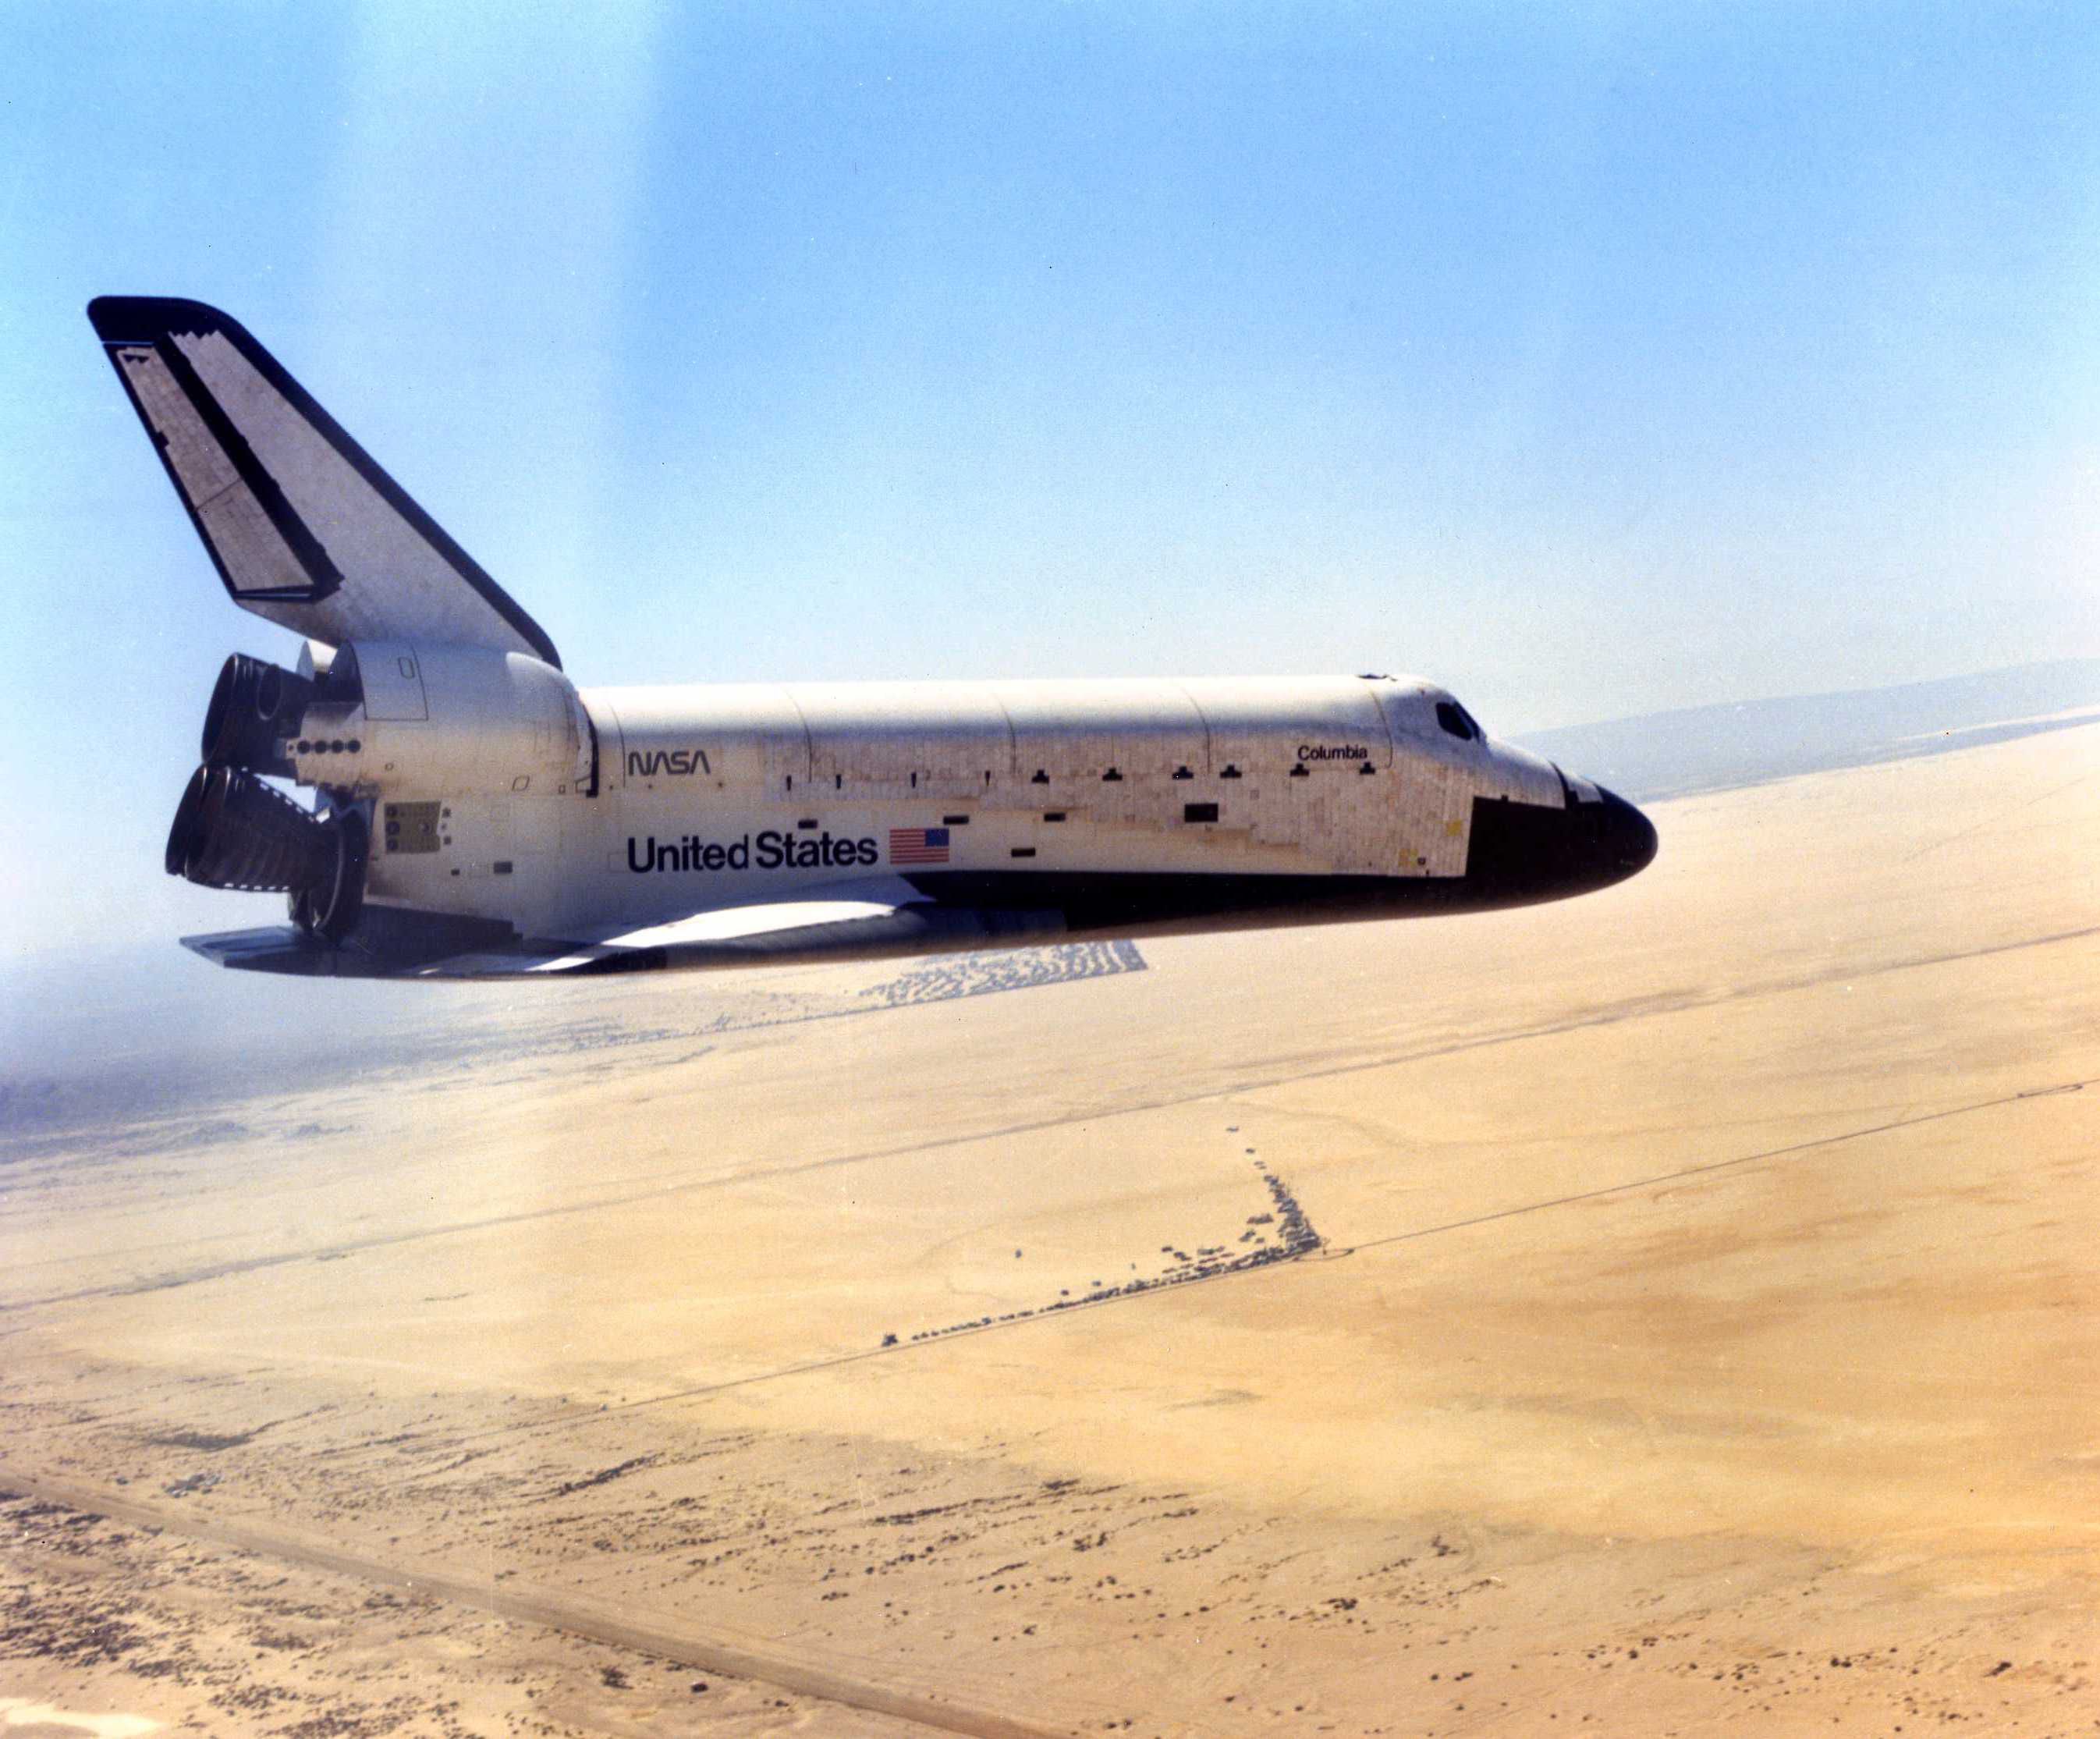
[1435,700,1477,742]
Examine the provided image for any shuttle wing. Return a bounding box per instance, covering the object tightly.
[180,878,1067,978]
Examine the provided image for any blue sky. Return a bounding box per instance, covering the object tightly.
[2,0,2097,960]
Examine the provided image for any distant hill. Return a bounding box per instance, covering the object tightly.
[1517,658,2100,803]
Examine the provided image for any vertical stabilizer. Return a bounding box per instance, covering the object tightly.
[87,296,560,666]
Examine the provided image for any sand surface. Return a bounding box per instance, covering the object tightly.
[4,722,2098,1735]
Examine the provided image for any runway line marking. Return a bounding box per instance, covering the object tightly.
[11,922,2095,1318]
[1333,1077,2091,1258]
[406,1074,2090,1456]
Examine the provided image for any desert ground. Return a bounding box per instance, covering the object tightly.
[3,719,2097,1737]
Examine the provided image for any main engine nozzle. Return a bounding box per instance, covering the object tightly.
[202,653,318,777]
[165,765,367,940]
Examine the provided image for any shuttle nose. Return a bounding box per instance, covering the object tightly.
[1596,786,1658,880]
[1461,775,1658,903]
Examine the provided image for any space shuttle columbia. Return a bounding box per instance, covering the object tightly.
[94,296,1655,979]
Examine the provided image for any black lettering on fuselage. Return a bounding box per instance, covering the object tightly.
[626,831,878,874]
[626,747,712,779]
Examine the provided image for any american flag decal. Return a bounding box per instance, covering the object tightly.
[889,826,951,865]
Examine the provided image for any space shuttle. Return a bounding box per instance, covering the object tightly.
[91,296,1655,979]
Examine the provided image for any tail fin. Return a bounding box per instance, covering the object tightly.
[87,297,561,667]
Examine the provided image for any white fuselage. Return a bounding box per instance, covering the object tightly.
[105,297,1654,979]
[340,663,1564,942]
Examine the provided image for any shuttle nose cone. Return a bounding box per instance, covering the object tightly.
[1462,778,1658,903]
[1597,786,1658,880]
